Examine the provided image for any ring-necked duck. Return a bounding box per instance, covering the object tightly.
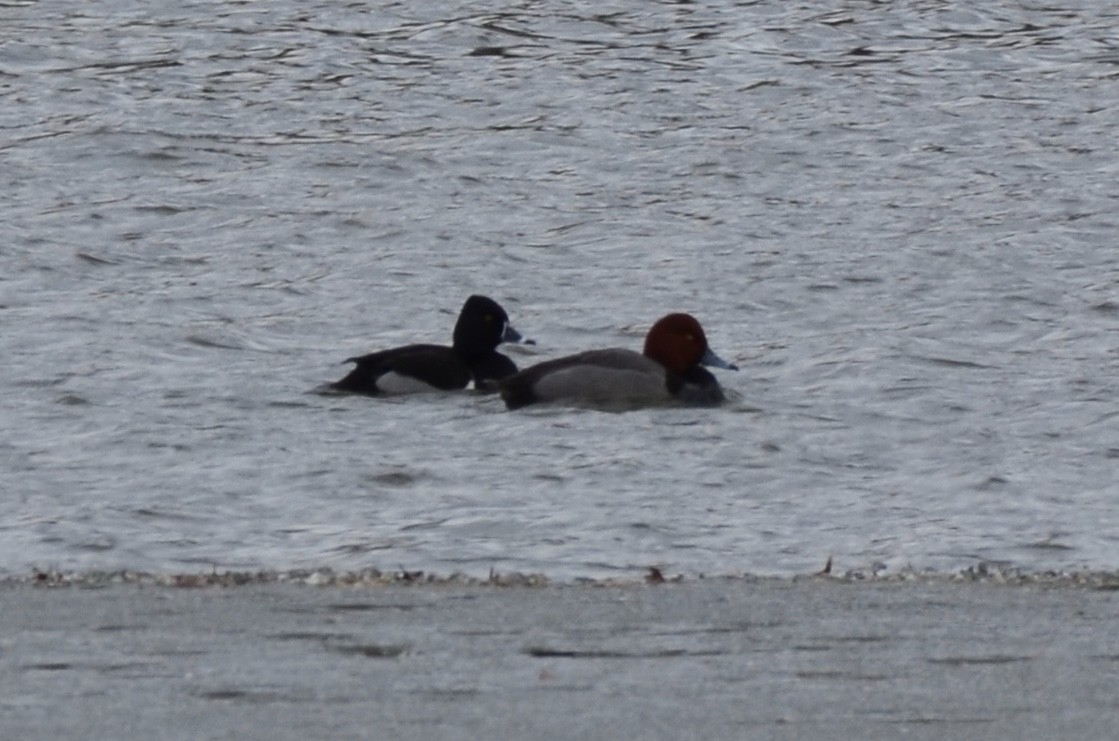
[328,295,530,395]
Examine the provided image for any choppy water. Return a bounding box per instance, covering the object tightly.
[2,0,1118,579]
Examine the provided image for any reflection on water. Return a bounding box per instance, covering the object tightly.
[1,1,1117,578]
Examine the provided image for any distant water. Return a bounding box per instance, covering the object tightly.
[2,0,1118,579]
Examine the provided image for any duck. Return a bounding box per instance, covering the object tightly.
[328,295,530,395]
[498,313,737,410]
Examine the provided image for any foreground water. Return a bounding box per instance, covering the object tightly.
[2,0,1117,579]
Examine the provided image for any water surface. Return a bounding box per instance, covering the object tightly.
[2,0,1118,578]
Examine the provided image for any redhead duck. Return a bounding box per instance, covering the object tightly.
[499,313,737,410]
[328,295,530,395]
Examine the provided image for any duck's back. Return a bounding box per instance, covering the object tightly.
[331,344,472,395]
[500,349,669,409]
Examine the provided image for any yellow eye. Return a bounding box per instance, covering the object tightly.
[485,314,494,323]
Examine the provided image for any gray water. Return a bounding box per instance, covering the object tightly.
[2,0,1118,579]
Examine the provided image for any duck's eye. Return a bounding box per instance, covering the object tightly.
[485,314,494,323]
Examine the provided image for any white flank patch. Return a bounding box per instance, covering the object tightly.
[376,372,442,395]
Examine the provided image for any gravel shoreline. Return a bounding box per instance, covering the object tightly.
[7,561,1119,589]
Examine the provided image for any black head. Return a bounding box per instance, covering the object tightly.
[452,295,514,358]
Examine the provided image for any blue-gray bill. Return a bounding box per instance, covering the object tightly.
[700,346,737,371]
[503,323,535,345]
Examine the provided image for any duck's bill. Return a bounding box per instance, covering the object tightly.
[503,324,535,345]
[700,346,738,370]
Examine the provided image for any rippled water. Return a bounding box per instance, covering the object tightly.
[3,0,1118,579]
